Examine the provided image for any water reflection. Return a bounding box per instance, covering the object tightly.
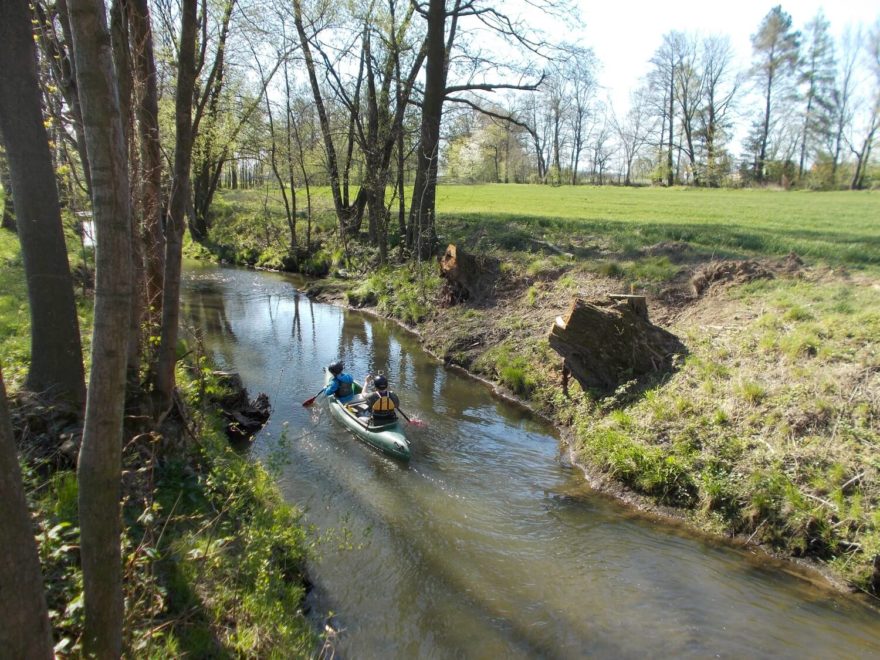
[180,261,880,659]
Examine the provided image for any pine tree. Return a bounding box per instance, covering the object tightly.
[797,11,837,182]
[749,5,800,183]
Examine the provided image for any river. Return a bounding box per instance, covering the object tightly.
[181,261,880,658]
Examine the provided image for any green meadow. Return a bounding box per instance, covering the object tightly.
[435,185,880,266]
[216,184,880,267]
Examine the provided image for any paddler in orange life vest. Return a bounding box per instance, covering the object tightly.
[325,361,356,403]
[364,374,400,422]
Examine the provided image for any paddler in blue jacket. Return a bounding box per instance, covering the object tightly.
[324,361,356,403]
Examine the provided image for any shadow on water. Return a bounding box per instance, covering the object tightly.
[181,262,880,659]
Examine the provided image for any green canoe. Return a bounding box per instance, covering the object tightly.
[325,376,411,461]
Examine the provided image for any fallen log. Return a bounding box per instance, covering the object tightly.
[439,243,500,304]
[548,295,686,393]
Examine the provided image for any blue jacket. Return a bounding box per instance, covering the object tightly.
[325,373,355,402]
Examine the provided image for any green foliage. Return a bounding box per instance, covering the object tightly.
[580,429,697,505]
[301,249,332,277]
[475,342,539,397]
[525,285,538,306]
[0,229,31,387]
[151,429,315,657]
[348,264,442,324]
[624,255,680,283]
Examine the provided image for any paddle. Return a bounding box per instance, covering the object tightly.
[397,407,427,428]
[302,388,324,407]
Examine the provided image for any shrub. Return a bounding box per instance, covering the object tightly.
[300,250,332,276]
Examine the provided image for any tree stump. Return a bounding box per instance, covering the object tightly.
[548,296,686,393]
[439,243,500,304]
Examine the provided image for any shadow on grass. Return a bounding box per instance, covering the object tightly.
[442,213,880,267]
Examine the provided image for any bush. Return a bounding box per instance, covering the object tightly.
[300,250,332,276]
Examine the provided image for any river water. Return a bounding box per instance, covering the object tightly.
[181,262,880,658]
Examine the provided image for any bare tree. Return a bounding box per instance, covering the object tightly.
[648,32,686,186]
[588,107,613,184]
[849,19,880,190]
[673,33,702,184]
[613,88,656,186]
[0,0,86,407]
[407,0,553,259]
[829,27,860,182]
[32,0,93,198]
[0,142,14,231]
[130,0,165,335]
[699,35,739,187]
[562,46,598,185]
[293,0,367,239]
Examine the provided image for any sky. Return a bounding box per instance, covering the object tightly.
[574,0,880,114]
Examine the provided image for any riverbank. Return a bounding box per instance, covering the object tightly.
[0,227,318,655]
[306,253,880,599]
[200,185,880,599]
[298,244,879,602]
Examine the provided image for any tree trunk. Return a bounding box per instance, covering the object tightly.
[129,0,165,333]
[439,243,500,303]
[0,143,16,232]
[0,367,53,658]
[548,296,685,393]
[757,66,774,183]
[110,0,145,380]
[407,0,447,259]
[67,0,133,654]
[154,0,198,414]
[0,0,86,408]
[294,0,351,237]
[666,74,674,186]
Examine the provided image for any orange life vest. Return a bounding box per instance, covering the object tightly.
[372,391,396,415]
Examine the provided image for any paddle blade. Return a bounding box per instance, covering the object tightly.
[302,395,319,407]
[406,417,427,428]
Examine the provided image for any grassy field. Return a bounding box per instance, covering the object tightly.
[435,185,880,266]
[215,184,880,268]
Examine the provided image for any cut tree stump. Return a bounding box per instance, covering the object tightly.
[607,294,649,321]
[548,295,686,393]
[439,243,500,304]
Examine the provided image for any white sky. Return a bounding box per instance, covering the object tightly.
[575,0,880,113]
